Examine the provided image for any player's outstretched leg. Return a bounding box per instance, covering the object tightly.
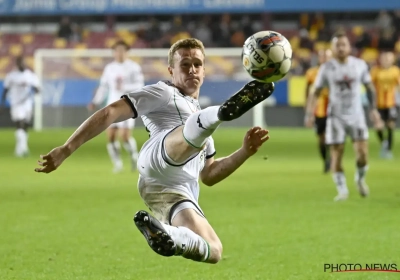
[217,80,275,121]
[134,210,212,262]
[180,80,274,150]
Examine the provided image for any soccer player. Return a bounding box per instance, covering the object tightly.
[370,51,400,159]
[88,40,144,172]
[1,56,40,157]
[34,38,275,264]
[305,49,333,173]
[305,32,383,201]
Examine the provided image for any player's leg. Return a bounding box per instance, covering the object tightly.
[351,123,370,197]
[315,117,329,173]
[11,104,30,157]
[376,109,388,158]
[385,107,397,159]
[325,117,348,200]
[134,190,222,264]
[120,119,139,170]
[106,126,123,173]
[165,81,274,163]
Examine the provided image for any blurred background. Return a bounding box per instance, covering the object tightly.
[0,0,399,129]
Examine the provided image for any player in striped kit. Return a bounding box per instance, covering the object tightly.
[305,49,332,173]
[1,56,40,157]
[370,51,400,159]
[88,40,145,172]
[35,38,275,264]
[305,32,383,201]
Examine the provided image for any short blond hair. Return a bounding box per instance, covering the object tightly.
[168,38,205,67]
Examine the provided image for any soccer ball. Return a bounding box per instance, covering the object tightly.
[242,31,292,83]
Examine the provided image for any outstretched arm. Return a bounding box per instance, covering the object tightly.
[304,87,323,127]
[35,98,134,173]
[200,127,269,186]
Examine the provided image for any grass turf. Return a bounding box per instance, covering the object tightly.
[0,127,399,280]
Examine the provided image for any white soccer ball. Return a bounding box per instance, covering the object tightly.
[242,30,292,83]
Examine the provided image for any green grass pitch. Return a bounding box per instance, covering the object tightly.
[1,127,400,280]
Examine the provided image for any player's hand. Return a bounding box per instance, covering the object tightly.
[241,127,269,157]
[370,109,384,130]
[34,146,70,174]
[304,114,314,128]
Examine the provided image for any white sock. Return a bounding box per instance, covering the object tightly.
[182,106,222,148]
[355,165,368,182]
[162,224,210,262]
[332,172,349,195]
[123,137,138,158]
[106,141,122,168]
[15,129,28,155]
[20,129,28,153]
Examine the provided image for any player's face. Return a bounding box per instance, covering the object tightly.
[113,45,128,62]
[168,48,205,95]
[332,37,351,60]
[379,52,394,68]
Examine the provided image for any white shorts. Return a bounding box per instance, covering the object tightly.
[325,116,369,145]
[109,118,135,129]
[137,127,207,225]
[10,101,33,123]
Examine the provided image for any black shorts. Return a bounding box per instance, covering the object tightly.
[314,117,327,135]
[378,107,398,122]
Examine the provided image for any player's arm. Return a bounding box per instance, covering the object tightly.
[35,84,170,173]
[304,69,313,108]
[200,127,269,186]
[305,65,326,126]
[364,82,378,110]
[35,98,134,173]
[90,67,110,108]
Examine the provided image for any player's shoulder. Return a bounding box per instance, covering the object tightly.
[126,59,141,68]
[350,56,368,67]
[143,80,177,96]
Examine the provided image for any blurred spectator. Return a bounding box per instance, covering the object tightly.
[354,29,372,49]
[192,17,212,46]
[299,29,314,49]
[378,27,397,51]
[70,23,82,43]
[57,16,73,40]
[393,10,400,38]
[211,14,233,47]
[144,18,163,47]
[376,11,393,32]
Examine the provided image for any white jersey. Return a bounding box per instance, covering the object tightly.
[314,56,371,123]
[4,69,39,107]
[123,81,216,201]
[93,59,144,106]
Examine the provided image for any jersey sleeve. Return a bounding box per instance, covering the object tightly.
[313,64,328,89]
[92,66,110,105]
[30,72,40,89]
[122,82,172,118]
[205,136,216,159]
[361,61,372,84]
